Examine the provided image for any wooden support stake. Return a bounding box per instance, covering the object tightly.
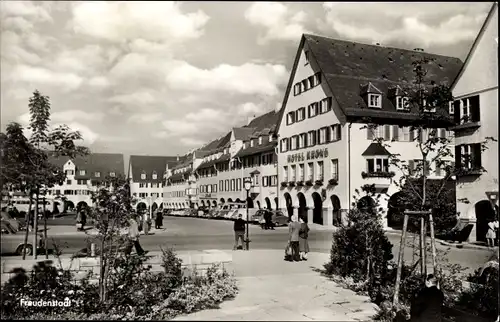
[429,213,438,279]
[420,216,425,276]
[393,214,409,307]
[423,220,427,277]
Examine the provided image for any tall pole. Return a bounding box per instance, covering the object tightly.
[245,189,250,251]
[43,194,48,259]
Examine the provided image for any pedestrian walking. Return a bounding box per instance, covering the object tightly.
[410,274,444,322]
[288,214,301,261]
[155,211,163,229]
[124,214,146,256]
[265,210,274,230]
[298,216,310,260]
[81,211,87,230]
[233,213,246,250]
[76,211,83,231]
[486,219,499,247]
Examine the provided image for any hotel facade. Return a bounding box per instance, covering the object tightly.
[276,34,461,227]
[451,3,498,242]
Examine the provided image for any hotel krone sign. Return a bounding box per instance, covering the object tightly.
[287,148,329,163]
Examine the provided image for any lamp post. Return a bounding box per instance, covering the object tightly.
[243,177,252,251]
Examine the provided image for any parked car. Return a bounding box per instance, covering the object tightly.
[271,210,289,227]
[1,221,43,256]
[231,208,259,221]
[1,211,26,231]
[207,208,219,218]
[251,209,268,224]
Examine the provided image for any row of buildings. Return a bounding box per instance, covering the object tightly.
[24,4,497,242]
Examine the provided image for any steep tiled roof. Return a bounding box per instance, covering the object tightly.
[233,127,256,140]
[49,153,125,181]
[235,141,277,158]
[361,143,391,156]
[277,34,463,133]
[129,155,177,183]
[247,111,279,132]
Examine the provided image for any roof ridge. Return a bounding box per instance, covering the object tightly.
[304,33,462,60]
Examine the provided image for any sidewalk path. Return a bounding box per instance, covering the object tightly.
[41,225,179,237]
[174,250,378,321]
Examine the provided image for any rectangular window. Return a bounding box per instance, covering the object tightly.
[299,164,304,181]
[297,107,306,121]
[139,183,145,188]
[225,180,229,191]
[384,125,391,141]
[402,127,410,142]
[231,179,235,191]
[298,133,305,148]
[461,144,472,169]
[307,162,314,181]
[219,180,223,192]
[283,166,288,182]
[293,83,301,96]
[331,159,339,180]
[237,178,241,191]
[66,180,72,185]
[396,96,409,110]
[271,175,278,186]
[95,172,101,178]
[320,97,332,113]
[368,94,382,108]
[319,127,327,144]
[307,131,316,146]
[313,72,321,86]
[308,102,319,118]
[366,158,389,173]
[317,161,324,181]
[392,125,399,141]
[280,138,288,153]
[290,165,296,181]
[79,170,86,176]
[449,101,454,115]
[286,111,296,125]
[291,135,298,150]
[304,50,309,65]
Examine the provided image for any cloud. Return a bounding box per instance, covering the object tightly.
[87,76,110,89]
[321,2,490,47]
[8,65,84,92]
[51,110,105,123]
[166,61,288,96]
[0,1,53,22]
[108,91,157,106]
[180,137,205,147]
[128,112,163,124]
[244,3,309,44]
[70,2,209,43]
[17,112,100,145]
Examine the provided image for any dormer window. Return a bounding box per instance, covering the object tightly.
[368,94,382,108]
[79,170,86,176]
[396,96,409,110]
[152,171,157,180]
[141,172,146,180]
[449,101,454,115]
[250,140,254,147]
[109,172,116,177]
[258,136,262,145]
[423,99,436,113]
[269,134,273,142]
[95,172,101,178]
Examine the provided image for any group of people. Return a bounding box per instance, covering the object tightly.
[259,210,275,230]
[286,214,309,261]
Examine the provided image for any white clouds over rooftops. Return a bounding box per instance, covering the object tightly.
[70,2,210,43]
[244,2,309,44]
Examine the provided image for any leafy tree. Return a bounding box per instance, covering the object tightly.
[86,174,139,304]
[0,90,89,259]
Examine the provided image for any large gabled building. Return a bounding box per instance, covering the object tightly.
[450,3,498,243]
[276,34,462,227]
[128,155,179,212]
[47,153,125,210]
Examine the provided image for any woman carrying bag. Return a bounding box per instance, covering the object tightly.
[298,216,310,260]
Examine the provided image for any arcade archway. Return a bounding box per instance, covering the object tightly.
[137,202,147,212]
[76,201,88,212]
[227,198,233,203]
[64,200,75,212]
[330,195,341,226]
[357,196,376,215]
[246,197,254,208]
[212,200,217,207]
[152,203,159,212]
[387,192,405,228]
[475,200,498,242]
[284,193,293,218]
[256,201,261,209]
[297,192,307,221]
[265,197,272,210]
[312,192,323,225]
[274,197,278,210]
[220,198,225,205]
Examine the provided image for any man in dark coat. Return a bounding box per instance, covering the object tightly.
[233,214,246,250]
[411,274,444,322]
[264,210,274,230]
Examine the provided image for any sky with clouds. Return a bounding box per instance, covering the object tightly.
[0,1,493,156]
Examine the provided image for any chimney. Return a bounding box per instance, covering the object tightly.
[176,155,179,161]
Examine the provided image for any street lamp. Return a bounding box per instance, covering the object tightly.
[243,177,252,251]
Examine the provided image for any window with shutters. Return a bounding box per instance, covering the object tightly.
[408,159,430,176]
[366,158,390,173]
[368,94,382,108]
[455,144,482,173]
[283,166,288,181]
[317,161,324,181]
[308,102,319,118]
[302,79,310,91]
[296,107,306,121]
[236,178,241,190]
[298,164,304,181]
[291,135,298,150]
[308,76,315,88]
[307,162,314,181]
[383,125,391,141]
[299,133,307,148]
[286,111,296,125]
[367,125,383,140]
[329,124,341,142]
[290,165,296,181]
[320,97,332,113]
[219,180,223,192]
[313,73,321,86]
[280,138,288,152]
[319,127,327,144]
[331,159,339,180]
[455,95,480,125]
[271,175,278,186]
[293,83,301,96]
[396,96,410,110]
[307,131,316,146]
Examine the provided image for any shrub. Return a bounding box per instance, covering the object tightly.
[456,266,498,319]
